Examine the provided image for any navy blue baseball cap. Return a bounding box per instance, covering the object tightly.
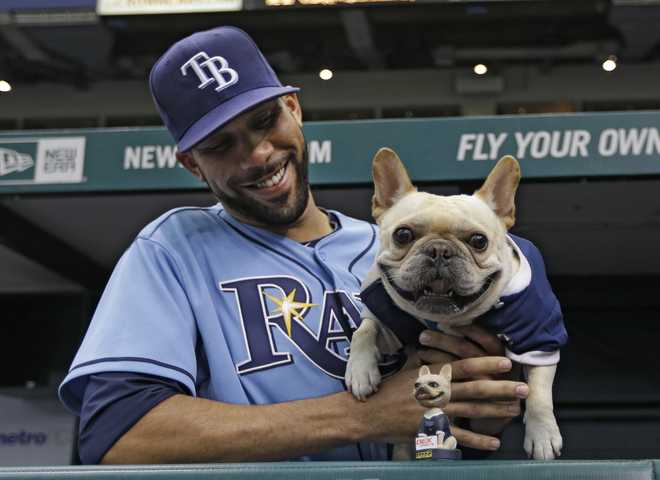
[149,26,299,152]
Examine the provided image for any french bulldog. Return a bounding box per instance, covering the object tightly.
[345,148,567,460]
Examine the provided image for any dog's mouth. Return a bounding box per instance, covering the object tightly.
[381,265,500,313]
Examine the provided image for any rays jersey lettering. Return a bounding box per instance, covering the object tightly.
[221,275,364,378]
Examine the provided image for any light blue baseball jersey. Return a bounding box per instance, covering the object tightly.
[59,204,394,461]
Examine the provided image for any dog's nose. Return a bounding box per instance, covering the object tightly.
[426,244,453,260]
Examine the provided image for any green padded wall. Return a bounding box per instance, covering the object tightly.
[0,460,656,480]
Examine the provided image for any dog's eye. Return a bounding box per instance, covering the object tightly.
[393,227,414,246]
[468,233,488,251]
[429,382,439,388]
[414,383,420,389]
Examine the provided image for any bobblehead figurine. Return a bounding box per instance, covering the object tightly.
[413,364,462,460]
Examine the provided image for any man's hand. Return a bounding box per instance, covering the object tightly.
[356,355,526,451]
[415,325,525,444]
[418,324,505,362]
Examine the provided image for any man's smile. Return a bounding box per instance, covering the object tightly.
[241,158,295,199]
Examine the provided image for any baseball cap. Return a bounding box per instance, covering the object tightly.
[149,26,300,152]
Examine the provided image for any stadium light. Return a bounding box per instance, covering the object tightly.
[0,80,11,93]
[319,69,333,80]
[602,55,617,72]
[473,64,488,75]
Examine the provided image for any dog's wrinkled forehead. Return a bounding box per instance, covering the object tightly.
[379,191,504,237]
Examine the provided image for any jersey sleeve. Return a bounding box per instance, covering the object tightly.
[501,236,568,366]
[503,300,566,366]
[78,372,187,464]
[59,236,199,414]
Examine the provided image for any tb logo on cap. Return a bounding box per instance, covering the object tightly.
[181,51,239,92]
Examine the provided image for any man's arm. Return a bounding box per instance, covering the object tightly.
[102,356,523,464]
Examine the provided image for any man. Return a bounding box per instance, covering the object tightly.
[59,26,527,464]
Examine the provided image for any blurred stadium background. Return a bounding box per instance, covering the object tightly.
[0,0,658,466]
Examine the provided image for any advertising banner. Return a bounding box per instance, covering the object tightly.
[0,389,75,466]
[0,1,95,10]
[97,0,243,15]
[1,110,659,194]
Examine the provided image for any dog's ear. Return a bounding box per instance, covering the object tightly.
[418,365,431,377]
[372,148,417,222]
[439,363,452,382]
[475,155,521,229]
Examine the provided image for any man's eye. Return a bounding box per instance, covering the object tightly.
[255,111,278,130]
[202,139,233,153]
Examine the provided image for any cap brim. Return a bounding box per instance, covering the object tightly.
[177,85,300,152]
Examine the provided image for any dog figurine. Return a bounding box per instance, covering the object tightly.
[345,148,567,460]
[413,364,459,459]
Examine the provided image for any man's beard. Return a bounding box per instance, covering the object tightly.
[205,146,310,226]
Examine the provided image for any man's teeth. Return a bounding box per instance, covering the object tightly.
[255,164,286,189]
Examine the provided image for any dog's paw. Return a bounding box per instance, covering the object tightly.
[523,410,563,460]
[345,356,381,401]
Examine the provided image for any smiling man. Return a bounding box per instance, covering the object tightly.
[178,95,330,240]
[58,26,527,464]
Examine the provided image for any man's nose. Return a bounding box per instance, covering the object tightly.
[239,132,274,170]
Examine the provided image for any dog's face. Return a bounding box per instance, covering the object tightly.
[414,364,452,409]
[372,148,521,325]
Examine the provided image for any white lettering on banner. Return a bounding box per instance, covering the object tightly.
[646,129,660,155]
[473,134,488,160]
[142,146,155,169]
[488,133,507,160]
[619,128,649,155]
[514,131,534,159]
[309,140,332,164]
[550,130,571,158]
[571,130,591,157]
[530,131,551,159]
[123,145,178,170]
[457,133,508,161]
[598,129,618,157]
[515,130,590,159]
[457,133,476,161]
[598,128,660,157]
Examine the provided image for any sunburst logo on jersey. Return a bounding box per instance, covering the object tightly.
[265,289,318,338]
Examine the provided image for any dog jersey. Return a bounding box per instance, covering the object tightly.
[360,234,567,366]
[59,204,398,461]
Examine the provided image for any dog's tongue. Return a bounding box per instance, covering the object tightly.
[429,278,452,295]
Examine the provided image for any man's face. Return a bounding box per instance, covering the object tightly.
[181,95,309,226]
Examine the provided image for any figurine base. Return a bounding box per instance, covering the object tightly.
[414,448,462,460]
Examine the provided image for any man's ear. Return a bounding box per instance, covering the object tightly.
[282,93,302,127]
[474,155,521,229]
[177,150,203,181]
[372,148,416,222]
